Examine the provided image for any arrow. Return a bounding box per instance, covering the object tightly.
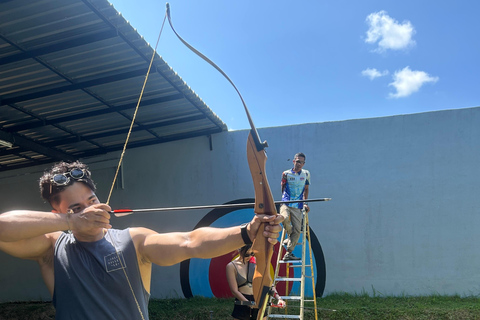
[111,198,331,217]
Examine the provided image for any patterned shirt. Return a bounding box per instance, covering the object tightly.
[281,169,311,209]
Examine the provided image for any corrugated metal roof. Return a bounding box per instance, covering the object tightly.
[0,0,227,172]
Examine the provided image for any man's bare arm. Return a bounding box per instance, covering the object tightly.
[0,205,111,259]
[0,204,111,242]
[136,214,283,266]
[0,210,69,242]
[0,211,63,260]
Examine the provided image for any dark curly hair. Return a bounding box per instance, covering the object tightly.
[39,161,96,207]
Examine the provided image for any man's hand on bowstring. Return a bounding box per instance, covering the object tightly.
[69,204,112,233]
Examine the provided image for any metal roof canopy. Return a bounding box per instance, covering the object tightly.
[0,0,227,172]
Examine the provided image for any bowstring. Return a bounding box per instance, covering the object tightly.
[106,13,167,205]
[104,9,168,320]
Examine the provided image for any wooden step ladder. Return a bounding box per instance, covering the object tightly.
[266,209,318,320]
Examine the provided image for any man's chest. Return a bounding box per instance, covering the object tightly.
[286,172,308,187]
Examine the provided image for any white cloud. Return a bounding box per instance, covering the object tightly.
[365,11,416,52]
[361,68,389,80]
[388,66,439,98]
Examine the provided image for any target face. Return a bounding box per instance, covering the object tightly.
[180,199,326,298]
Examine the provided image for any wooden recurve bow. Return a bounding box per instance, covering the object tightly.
[246,121,277,319]
[165,4,277,318]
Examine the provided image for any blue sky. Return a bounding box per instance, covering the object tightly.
[109,0,479,130]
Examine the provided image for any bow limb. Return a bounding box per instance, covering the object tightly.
[165,5,277,318]
[247,131,278,319]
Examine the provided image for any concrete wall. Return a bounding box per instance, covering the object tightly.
[1,106,479,301]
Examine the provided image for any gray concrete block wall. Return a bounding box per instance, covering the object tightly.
[0,106,479,301]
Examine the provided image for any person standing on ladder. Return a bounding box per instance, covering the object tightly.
[280,152,310,261]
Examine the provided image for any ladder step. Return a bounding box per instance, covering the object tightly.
[272,222,317,320]
[280,296,301,300]
[275,277,302,282]
[267,315,301,319]
[284,264,311,268]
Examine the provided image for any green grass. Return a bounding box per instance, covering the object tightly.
[315,293,480,320]
[1,294,480,319]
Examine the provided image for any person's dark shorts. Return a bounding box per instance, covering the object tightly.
[232,294,258,320]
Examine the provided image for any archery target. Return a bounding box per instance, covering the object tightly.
[179,199,326,298]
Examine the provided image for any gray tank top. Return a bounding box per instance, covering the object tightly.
[53,229,150,319]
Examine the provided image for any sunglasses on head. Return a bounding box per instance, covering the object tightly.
[51,168,87,186]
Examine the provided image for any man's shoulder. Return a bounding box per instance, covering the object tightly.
[128,227,157,241]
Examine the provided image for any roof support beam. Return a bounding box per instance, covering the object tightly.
[76,127,224,158]
[0,68,149,106]
[0,29,118,66]
[0,130,75,162]
[5,93,185,132]
[43,113,207,147]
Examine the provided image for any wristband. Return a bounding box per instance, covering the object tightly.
[240,223,252,245]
